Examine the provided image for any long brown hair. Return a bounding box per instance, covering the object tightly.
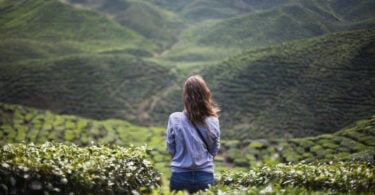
[183,75,219,130]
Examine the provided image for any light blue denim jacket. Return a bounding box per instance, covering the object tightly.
[166,112,220,173]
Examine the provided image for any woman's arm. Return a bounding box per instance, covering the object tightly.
[208,118,220,156]
[166,115,176,158]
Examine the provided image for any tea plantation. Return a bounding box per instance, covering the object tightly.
[1,0,375,194]
[1,103,374,194]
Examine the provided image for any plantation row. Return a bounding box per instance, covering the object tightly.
[1,142,374,194]
[1,102,374,171]
[221,114,375,167]
[215,161,375,194]
[0,103,171,174]
[0,142,161,194]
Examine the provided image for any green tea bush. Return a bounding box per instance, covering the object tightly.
[0,142,161,194]
[218,161,374,193]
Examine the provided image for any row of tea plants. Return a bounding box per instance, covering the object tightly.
[0,142,161,194]
[1,142,374,194]
[217,161,374,193]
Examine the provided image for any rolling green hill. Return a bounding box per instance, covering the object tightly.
[0,0,176,125]
[201,28,375,140]
[0,54,175,125]
[63,0,182,50]
[0,0,155,61]
[150,29,375,140]
[196,0,375,48]
[0,0,131,40]
[1,0,375,143]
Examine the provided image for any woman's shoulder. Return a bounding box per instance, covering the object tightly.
[205,116,219,123]
[168,112,186,123]
[169,112,184,119]
[205,116,219,127]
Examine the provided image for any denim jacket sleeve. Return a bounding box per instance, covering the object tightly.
[207,117,220,156]
[166,115,176,155]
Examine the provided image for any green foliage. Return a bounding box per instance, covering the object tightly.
[218,161,375,193]
[0,103,374,194]
[0,142,161,194]
[0,103,170,174]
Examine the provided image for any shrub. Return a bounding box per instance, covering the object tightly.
[0,142,161,194]
[218,161,374,193]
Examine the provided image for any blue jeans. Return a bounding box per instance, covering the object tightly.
[170,171,215,193]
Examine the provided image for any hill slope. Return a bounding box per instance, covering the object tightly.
[0,0,155,62]
[0,55,175,124]
[201,29,375,139]
[196,0,375,48]
[0,0,131,40]
[63,0,182,50]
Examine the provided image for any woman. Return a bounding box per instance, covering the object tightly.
[166,75,220,193]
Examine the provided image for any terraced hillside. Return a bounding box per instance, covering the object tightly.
[200,29,375,139]
[0,55,174,124]
[1,0,375,142]
[0,0,155,62]
[0,0,178,124]
[63,0,181,50]
[196,0,375,48]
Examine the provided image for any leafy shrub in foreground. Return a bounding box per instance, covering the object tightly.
[218,161,375,193]
[0,142,161,194]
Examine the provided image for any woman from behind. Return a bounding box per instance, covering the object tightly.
[166,75,220,193]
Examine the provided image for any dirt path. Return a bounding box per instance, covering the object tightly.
[137,83,179,122]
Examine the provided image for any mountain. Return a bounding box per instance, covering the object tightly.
[200,28,375,139]
[196,0,375,48]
